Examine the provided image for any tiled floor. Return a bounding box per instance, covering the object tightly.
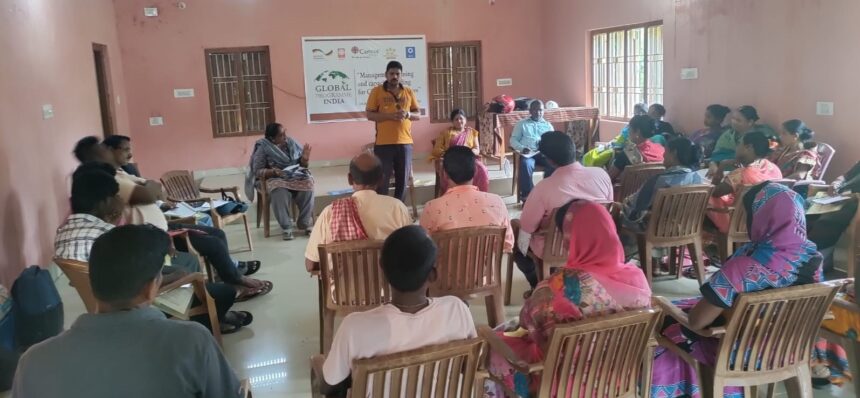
[39,168,853,398]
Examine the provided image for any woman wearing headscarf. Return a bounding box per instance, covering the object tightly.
[245,123,315,240]
[484,201,651,397]
[650,182,846,398]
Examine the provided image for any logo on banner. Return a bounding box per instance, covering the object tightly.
[350,46,380,59]
[384,48,398,60]
[312,48,334,60]
[405,46,416,58]
[313,70,351,105]
[337,48,346,59]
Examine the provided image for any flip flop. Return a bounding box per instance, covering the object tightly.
[238,261,261,276]
[220,322,243,335]
[236,280,273,302]
[224,310,254,327]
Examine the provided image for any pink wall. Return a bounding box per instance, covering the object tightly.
[113,0,548,178]
[0,0,129,285]
[542,0,859,178]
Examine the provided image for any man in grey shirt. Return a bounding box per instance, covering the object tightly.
[13,224,242,398]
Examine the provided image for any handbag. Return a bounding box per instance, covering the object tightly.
[216,189,249,216]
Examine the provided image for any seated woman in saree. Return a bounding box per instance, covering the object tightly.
[622,137,705,232]
[650,181,849,397]
[688,104,731,160]
[430,108,489,194]
[246,123,315,240]
[608,114,666,181]
[583,103,647,167]
[483,200,651,398]
[707,131,782,233]
[708,105,776,174]
[770,119,819,180]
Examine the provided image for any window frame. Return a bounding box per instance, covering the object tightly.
[589,21,663,122]
[427,41,483,124]
[204,45,276,138]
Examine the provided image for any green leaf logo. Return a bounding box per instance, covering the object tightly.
[314,70,349,82]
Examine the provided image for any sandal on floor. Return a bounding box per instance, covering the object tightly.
[224,310,254,327]
[238,261,261,276]
[220,322,243,335]
[236,281,273,302]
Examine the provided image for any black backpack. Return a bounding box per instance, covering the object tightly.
[11,266,63,350]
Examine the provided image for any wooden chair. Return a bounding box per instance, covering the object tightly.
[713,186,753,262]
[430,226,506,327]
[812,143,835,181]
[511,151,548,203]
[614,163,665,203]
[626,185,713,286]
[362,142,419,219]
[480,308,661,398]
[654,281,841,398]
[317,239,390,354]
[161,170,253,251]
[54,259,223,346]
[310,338,485,398]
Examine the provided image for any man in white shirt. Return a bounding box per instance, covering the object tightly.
[510,100,556,201]
[319,225,477,396]
[304,153,412,273]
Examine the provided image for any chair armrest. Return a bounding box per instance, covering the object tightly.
[240,379,252,398]
[201,185,240,198]
[706,206,732,214]
[477,325,535,374]
[159,272,204,293]
[653,296,725,337]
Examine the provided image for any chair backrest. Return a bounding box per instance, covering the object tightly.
[429,226,506,297]
[538,308,661,398]
[54,258,98,313]
[726,185,753,241]
[161,170,201,201]
[712,282,839,380]
[318,239,391,313]
[615,163,665,202]
[646,185,713,243]
[811,143,835,180]
[770,178,796,188]
[350,338,485,398]
[541,207,570,268]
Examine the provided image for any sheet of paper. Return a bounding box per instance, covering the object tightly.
[520,150,540,159]
[812,195,851,205]
[164,202,197,218]
[283,164,301,172]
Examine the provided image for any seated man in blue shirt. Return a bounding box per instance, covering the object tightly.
[14,225,243,398]
[510,100,556,201]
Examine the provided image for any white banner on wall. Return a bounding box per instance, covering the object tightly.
[301,35,428,123]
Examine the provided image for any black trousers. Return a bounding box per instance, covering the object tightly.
[190,282,237,330]
[374,144,413,201]
[169,223,242,285]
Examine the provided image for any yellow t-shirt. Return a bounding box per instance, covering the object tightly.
[365,83,420,145]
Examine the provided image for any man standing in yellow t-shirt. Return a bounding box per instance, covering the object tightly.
[365,61,421,201]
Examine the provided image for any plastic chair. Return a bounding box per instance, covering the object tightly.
[317,239,390,354]
[310,337,485,398]
[626,185,713,286]
[480,308,661,398]
[54,258,223,346]
[614,163,665,203]
[713,186,753,262]
[161,170,252,251]
[430,226,506,327]
[812,143,835,180]
[655,281,840,398]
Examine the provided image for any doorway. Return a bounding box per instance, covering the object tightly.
[92,43,115,137]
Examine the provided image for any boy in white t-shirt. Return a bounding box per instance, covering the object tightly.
[320,225,477,397]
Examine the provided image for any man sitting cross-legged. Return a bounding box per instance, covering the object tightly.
[319,225,477,397]
[15,224,243,398]
[304,152,412,273]
[55,162,250,334]
[420,145,514,251]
